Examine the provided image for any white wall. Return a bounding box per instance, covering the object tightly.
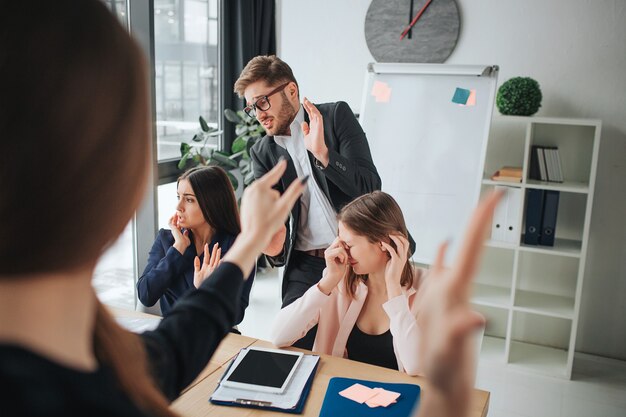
[277,0,626,360]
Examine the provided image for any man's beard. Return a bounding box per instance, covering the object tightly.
[271,93,297,136]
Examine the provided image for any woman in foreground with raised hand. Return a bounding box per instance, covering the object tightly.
[414,190,503,417]
[0,1,305,415]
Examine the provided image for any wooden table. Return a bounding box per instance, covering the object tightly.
[111,307,490,417]
[172,337,490,417]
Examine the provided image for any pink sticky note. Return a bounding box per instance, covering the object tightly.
[371,81,386,96]
[365,389,401,407]
[466,89,477,106]
[338,383,377,404]
[371,81,392,103]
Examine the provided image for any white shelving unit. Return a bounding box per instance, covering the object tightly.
[473,115,601,379]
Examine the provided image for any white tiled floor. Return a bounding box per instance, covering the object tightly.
[96,260,626,417]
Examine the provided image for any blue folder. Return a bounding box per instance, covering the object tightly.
[539,190,560,246]
[319,377,421,417]
[523,188,545,245]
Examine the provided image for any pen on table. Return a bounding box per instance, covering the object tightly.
[234,399,273,407]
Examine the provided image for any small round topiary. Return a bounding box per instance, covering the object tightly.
[496,77,542,116]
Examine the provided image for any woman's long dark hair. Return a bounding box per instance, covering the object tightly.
[0,1,177,416]
[178,166,241,236]
[337,191,415,298]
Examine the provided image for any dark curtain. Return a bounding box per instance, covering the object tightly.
[222,0,276,152]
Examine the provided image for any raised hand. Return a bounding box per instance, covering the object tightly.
[380,234,410,299]
[193,242,221,288]
[169,213,190,254]
[318,237,349,295]
[414,190,503,417]
[301,98,329,166]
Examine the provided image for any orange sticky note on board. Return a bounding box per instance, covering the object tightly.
[338,383,377,404]
[466,89,477,106]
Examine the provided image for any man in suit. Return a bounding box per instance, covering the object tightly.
[234,55,381,347]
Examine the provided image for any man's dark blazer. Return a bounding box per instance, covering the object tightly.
[249,101,382,291]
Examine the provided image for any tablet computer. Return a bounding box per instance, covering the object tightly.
[221,347,304,394]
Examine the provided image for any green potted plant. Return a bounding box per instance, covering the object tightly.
[496,77,543,116]
[224,108,265,188]
[178,111,265,193]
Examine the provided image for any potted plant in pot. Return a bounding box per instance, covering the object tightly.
[178,110,265,197]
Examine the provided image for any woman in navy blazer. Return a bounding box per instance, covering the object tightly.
[137,166,254,320]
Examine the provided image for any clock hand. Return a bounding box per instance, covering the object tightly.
[400,0,433,40]
[408,0,415,39]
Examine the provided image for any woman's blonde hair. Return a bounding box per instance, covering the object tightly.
[337,191,414,298]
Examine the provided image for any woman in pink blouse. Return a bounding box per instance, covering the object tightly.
[271,191,429,375]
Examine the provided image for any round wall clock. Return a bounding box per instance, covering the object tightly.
[364,0,461,63]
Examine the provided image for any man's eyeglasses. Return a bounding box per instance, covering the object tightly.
[244,82,290,118]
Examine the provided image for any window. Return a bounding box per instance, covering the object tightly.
[94,0,223,311]
[154,0,221,161]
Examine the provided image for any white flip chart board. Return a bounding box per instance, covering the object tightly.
[359,63,498,264]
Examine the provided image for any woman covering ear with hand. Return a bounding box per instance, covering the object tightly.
[271,191,427,375]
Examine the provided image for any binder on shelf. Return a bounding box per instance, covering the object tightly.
[504,187,522,244]
[491,185,508,242]
[529,145,541,180]
[549,147,561,182]
[554,148,564,182]
[543,147,564,183]
[210,351,320,414]
[491,186,521,244]
[319,377,421,417]
[539,190,560,246]
[523,189,545,245]
[537,147,548,181]
[545,147,556,182]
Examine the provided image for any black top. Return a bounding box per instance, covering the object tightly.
[136,228,255,320]
[346,324,399,371]
[0,262,245,416]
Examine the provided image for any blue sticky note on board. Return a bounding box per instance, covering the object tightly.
[452,87,471,104]
[319,377,421,417]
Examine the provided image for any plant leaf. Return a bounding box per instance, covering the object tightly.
[199,116,210,132]
[231,136,248,154]
[178,152,191,170]
[191,133,203,142]
[224,108,240,123]
[245,137,257,157]
[235,124,248,136]
[180,142,191,156]
[211,151,238,169]
[226,171,239,190]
